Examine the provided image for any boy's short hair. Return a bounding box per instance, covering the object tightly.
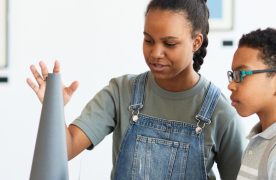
[238,28,276,76]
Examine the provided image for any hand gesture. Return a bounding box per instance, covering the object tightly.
[26,60,79,106]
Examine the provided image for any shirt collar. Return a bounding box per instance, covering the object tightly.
[246,122,276,140]
[148,71,208,100]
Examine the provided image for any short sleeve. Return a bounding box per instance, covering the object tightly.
[268,147,276,179]
[70,78,119,150]
[216,115,247,180]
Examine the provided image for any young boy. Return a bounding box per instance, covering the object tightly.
[228,28,276,180]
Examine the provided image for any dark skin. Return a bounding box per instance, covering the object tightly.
[27,9,203,160]
[143,9,203,92]
[228,46,276,131]
[27,61,91,160]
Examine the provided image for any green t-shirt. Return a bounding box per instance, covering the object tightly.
[71,71,247,180]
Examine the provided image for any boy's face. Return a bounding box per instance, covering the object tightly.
[228,46,276,117]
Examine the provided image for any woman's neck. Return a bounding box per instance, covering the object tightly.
[154,70,200,92]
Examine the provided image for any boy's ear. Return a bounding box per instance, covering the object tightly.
[271,74,276,96]
[192,33,203,52]
[273,76,276,96]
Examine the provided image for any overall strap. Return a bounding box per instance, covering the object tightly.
[196,82,221,124]
[128,71,149,111]
[258,135,276,179]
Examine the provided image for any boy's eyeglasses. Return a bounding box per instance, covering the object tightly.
[227,69,276,83]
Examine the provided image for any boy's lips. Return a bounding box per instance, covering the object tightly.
[230,96,240,106]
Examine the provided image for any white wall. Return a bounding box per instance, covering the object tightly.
[0,0,275,179]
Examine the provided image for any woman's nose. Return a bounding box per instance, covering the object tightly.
[151,44,165,59]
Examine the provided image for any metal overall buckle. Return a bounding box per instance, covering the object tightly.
[132,109,139,122]
[195,115,211,134]
[128,104,143,123]
[196,121,205,134]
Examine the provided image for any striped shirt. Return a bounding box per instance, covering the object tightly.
[237,122,276,180]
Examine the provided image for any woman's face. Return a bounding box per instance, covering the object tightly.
[143,9,202,81]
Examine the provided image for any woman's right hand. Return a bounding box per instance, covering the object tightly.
[26,60,79,106]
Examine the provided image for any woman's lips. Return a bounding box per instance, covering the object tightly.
[150,63,167,72]
[230,96,239,106]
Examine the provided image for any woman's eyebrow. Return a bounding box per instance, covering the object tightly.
[143,32,152,38]
[143,32,179,40]
[160,36,179,40]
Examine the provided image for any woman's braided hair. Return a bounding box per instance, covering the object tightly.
[145,0,210,72]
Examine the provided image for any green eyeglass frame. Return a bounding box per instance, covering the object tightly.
[227,69,276,83]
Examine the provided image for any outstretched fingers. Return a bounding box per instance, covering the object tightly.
[26,78,39,94]
[66,81,79,97]
[39,61,49,80]
[30,65,45,86]
[53,60,61,73]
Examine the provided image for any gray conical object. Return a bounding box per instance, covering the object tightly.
[30,73,69,180]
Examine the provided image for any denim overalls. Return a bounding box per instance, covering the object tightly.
[113,72,221,180]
